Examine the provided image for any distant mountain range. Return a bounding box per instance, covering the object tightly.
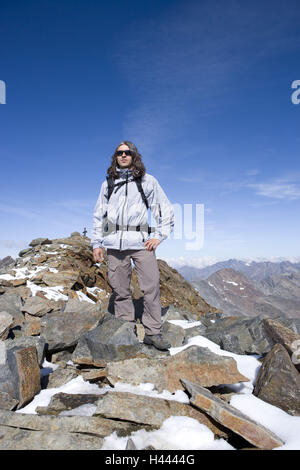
[178,259,300,319]
[179,259,300,282]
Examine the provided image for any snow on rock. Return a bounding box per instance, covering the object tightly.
[101,416,234,450]
[76,291,95,304]
[167,319,202,329]
[26,280,68,301]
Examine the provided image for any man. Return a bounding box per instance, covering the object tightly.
[91,141,174,350]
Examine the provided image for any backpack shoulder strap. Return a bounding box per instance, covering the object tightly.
[134,176,149,209]
[106,175,115,201]
[106,174,149,209]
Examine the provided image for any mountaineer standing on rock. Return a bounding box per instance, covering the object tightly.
[91,141,174,350]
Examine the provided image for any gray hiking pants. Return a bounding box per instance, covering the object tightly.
[107,248,162,336]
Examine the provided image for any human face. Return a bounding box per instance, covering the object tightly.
[116,144,133,169]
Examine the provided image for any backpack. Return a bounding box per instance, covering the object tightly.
[104,175,156,235]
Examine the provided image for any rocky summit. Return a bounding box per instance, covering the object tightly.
[0,233,299,450]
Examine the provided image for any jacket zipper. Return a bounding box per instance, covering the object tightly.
[119,173,128,250]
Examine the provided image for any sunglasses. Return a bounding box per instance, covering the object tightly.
[116,150,132,157]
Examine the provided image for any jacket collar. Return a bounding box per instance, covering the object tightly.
[116,167,133,179]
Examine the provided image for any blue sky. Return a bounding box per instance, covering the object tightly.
[1,0,300,267]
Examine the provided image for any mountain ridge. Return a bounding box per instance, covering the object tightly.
[190,266,300,319]
[178,258,300,282]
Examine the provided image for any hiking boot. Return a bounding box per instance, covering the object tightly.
[143,334,171,351]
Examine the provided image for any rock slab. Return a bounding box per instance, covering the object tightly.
[95,391,230,437]
[107,345,249,393]
[0,409,143,449]
[0,346,41,409]
[182,379,284,449]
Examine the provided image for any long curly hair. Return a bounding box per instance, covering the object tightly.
[107,141,146,179]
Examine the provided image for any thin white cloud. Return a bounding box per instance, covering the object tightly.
[248,180,300,200]
[162,256,225,269]
[0,203,38,219]
[0,239,27,249]
[245,169,259,176]
[54,200,93,208]
[52,200,94,216]
[248,200,278,207]
[0,200,90,233]
[177,171,300,202]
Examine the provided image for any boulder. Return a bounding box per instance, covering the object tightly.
[41,270,82,289]
[202,316,273,355]
[45,366,78,389]
[52,237,89,247]
[199,315,300,358]
[36,392,102,415]
[263,318,300,360]
[0,279,26,288]
[106,345,249,393]
[40,307,105,353]
[3,286,31,301]
[95,391,230,438]
[161,305,199,322]
[29,238,52,247]
[71,336,103,367]
[18,248,33,257]
[23,315,41,336]
[21,296,52,317]
[72,313,141,366]
[0,345,41,409]
[51,350,74,364]
[6,336,46,366]
[253,344,300,416]
[79,368,107,382]
[0,311,14,340]
[0,293,24,327]
[70,232,82,237]
[161,321,185,348]
[182,379,284,450]
[63,297,102,314]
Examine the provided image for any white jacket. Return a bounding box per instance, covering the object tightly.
[91,168,174,251]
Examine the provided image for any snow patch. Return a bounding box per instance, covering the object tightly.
[167,320,202,329]
[101,416,234,450]
[26,280,68,301]
[223,280,239,286]
[76,291,95,304]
